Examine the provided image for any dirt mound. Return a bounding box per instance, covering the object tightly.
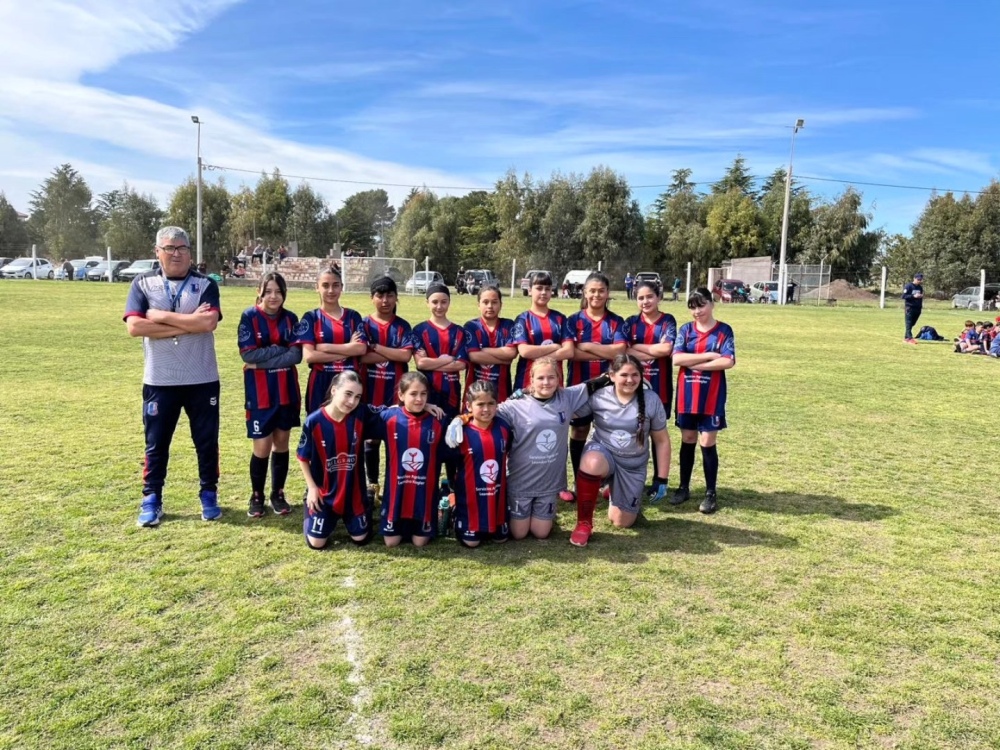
[800,279,879,302]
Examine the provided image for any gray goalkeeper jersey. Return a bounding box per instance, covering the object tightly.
[497,383,591,497]
[575,387,667,460]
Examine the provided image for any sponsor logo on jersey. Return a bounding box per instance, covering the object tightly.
[292,320,310,337]
[402,448,425,472]
[610,429,632,448]
[541,339,553,346]
[326,452,356,473]
[535,429,558,453]
[479,459,500,484]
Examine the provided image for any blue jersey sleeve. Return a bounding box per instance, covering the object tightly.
[347,309,368,345]
[510,314,529,346]
[123,278,149,320]
[719,325,736,360]
[200,277,222,320]
[463,321,483,353]
[296,419,315,463]
[674,324,692,353]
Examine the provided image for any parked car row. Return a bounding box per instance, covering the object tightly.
[1,257,162,282]
[1,257,55,279]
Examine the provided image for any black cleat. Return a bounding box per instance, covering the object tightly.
[699,490,718,514]
[248,492,266,518]
[271,490,291,516]
[669,486,690,506]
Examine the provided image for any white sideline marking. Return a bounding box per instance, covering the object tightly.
[341,573,376,747]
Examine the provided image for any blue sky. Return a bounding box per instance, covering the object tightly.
[1,0,997,234]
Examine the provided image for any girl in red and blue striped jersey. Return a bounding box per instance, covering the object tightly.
[297,371,378,548]
[510,271,575,390]
[622,278,677,499]
[238,272,303,518]
[412,283,467,487]
[293,265,367,416]
[566,271,627,481]
[463,285,516,405]
[374,372,449,548]
[451,381,512,548]
[671,288,736,515]
[359,276,415,487]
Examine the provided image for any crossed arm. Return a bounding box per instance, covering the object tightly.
[126,304,219,339]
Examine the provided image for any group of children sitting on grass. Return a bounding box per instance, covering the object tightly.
[955,318,1000,356]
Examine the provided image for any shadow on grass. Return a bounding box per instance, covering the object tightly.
[182,488,884,564]
[208,504,798,566]
[694,487,900,521]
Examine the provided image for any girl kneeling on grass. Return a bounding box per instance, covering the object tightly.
[570,354,671,548]
[450,381,512,548]
[239,272,303,518]
[375,372,449,548]
[297,371,376,548]
[448,357,610,541]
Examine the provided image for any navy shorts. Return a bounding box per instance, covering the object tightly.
[570,412,594,429]
[456,521,510,545]
[380,516,436,540]
[675,413,727,433]
[247,403,300,439]
[304,501,371,540]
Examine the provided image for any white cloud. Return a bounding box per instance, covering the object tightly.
[0,0,479,214]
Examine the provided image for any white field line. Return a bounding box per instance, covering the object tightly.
[341,573,379,748]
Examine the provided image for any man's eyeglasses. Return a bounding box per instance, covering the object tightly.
[157,245,191,255]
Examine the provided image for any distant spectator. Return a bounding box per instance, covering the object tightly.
[786,279,798,304]
[672,277,682,301]
[561,281,570,299]
[955,320,979,353]
[902,272,924,344]
[624,272,634,300]
[278,245,288,263]
[252,243,264,265]
[62,258,74,281]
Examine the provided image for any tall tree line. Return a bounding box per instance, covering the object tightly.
[4,160,998,291]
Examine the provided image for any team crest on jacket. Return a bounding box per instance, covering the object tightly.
[238,324,252,343]
[293,320,310,337]
[535,430,557,453]
[611,430,632,448]
[327,452,356,472]
[479,459,500,484]
[402,448,425,472]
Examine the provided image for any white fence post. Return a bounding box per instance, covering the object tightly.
[685,262,692,300]
[880,266,887,309]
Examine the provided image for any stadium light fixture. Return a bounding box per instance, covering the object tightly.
[778,118,805,306]
[191,116,203,266]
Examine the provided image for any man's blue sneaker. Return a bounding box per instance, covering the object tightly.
[200,490,222,521]
[137,494,163,527]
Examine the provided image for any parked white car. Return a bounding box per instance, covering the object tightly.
[1,257,54,279]
[405,271,445,294]
[119,259,161,283]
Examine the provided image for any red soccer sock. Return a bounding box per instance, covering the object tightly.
[575,470,602,527]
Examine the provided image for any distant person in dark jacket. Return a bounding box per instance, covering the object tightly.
[902,273,924,344]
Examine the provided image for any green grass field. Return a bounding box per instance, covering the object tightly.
[2,281,999,749]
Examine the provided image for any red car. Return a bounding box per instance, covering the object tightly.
[713,279,751,303]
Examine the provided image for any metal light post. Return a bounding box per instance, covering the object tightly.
[778,118,804,306]
[190,116,203,266]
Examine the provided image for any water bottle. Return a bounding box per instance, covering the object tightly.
[437,479,452,538]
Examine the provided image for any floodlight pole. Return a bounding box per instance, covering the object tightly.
[778,118,804,306]
[191,116,203,266]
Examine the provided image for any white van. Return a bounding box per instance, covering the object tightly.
[562,269,593,298]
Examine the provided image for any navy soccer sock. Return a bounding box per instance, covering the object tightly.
[679,441,696,489]
[701,445,719,492]
[250,454,268,496]
[364,441,380,486]
[270,451,289,495]
[569,438,585,478]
